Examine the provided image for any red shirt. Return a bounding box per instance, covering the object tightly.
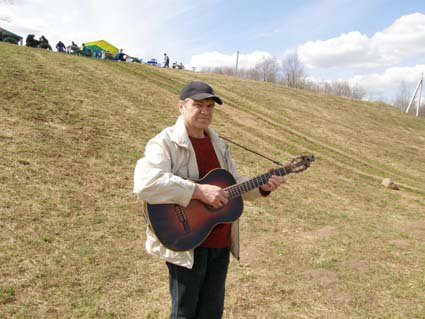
[189,135,231,248]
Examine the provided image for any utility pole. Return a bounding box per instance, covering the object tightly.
[417,73,423,117]
[406,73,423,117]
[235,50,239,76]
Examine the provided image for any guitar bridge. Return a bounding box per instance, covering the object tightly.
[175,205,190,234]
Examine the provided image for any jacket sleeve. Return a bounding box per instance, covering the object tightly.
[133,139,196,207]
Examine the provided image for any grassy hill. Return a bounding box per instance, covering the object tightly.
[1,42,424,319]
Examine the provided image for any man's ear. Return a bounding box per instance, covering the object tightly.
[177,101,185,114]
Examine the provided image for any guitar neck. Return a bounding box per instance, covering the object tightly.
[225,165,293,200]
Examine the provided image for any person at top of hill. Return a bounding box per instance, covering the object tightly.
[56,41,66,53]
[133,81,285,318]
[163,53,170,68]
[116,48,126,61]
[26,34,39,48]
[38,35,52,50]
[81,43,92,57]
[69,41,82,55]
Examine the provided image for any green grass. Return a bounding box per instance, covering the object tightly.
[1,42,424,318]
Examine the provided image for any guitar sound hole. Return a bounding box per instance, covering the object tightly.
[205,204,224,213]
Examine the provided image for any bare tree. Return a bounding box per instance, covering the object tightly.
[393,81,410,111]
[201,66,235,76]
[282,53,305,88]
[244,68,260,81]
[201,55,367,102]
[320,82,332,95]
[351,84,366,100]
[331,81,352,97]
[254,57,281,83]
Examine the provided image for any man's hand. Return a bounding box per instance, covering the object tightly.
[260,175,286,192]
[192,184,228,209]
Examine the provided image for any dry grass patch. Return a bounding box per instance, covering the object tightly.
[1,43,425,318]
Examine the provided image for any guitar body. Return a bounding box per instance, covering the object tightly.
[146,168,243,252]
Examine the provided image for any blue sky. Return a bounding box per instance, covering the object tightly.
[1,0,425,102]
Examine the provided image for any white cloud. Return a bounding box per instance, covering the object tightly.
[0,2,46,34]
[190,51,273,69]
[298,13,425,69]
[302,66,425,102]
[0,0,200,59]
[349,65,425,100]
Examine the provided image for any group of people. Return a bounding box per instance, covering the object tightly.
[52,39,113,59]
[9,33,184,69]
[25,34,52,50]
[24,35,126,61]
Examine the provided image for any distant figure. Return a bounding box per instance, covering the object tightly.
[94,49,102,59]
[163,53,170,68]
[26,34,39,48]
[0,32,3,42]
[69,41,82,55]
[70,41,79,52]
[178,62,184,70]
[82,43,92,57]
[105,51,114,60]
[56,41,66,53]
[38,36,52,50]
[116,49,126,61]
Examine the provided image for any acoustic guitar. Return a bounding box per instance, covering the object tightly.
[145,155,315,251]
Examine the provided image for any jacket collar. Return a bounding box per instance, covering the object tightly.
[171,115,227,154]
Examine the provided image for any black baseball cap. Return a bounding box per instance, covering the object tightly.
[179,81,223,105]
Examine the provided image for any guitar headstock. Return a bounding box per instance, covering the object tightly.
[288,155,315,173]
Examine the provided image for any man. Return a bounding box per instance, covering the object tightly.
[133,81,285,318]
[56,41,66,53]
[163,53,170,68]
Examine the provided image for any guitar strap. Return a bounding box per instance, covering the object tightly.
[219,135,283,166]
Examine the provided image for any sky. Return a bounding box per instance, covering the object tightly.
[1,0,425,102]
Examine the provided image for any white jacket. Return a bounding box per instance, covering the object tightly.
[133,115,261,269]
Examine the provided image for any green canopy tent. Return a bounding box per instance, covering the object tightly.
[83,40,119,57]
[0,27,23,45]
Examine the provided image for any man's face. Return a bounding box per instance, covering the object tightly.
[180,98,216,131]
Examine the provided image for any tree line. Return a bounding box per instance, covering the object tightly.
[201,54,367,101]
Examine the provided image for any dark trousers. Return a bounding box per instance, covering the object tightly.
[166,247,230,319]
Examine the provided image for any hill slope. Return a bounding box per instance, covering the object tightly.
[1,43,424,318]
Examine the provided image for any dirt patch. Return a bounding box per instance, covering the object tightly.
[311,226,336,240]
[303,268,338,285]
[240,244,268,267]
[343,260,369,274]
[325,290,354,305]
[297,225,336,243]
[405,221,425,239]
[389,239,411,249]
